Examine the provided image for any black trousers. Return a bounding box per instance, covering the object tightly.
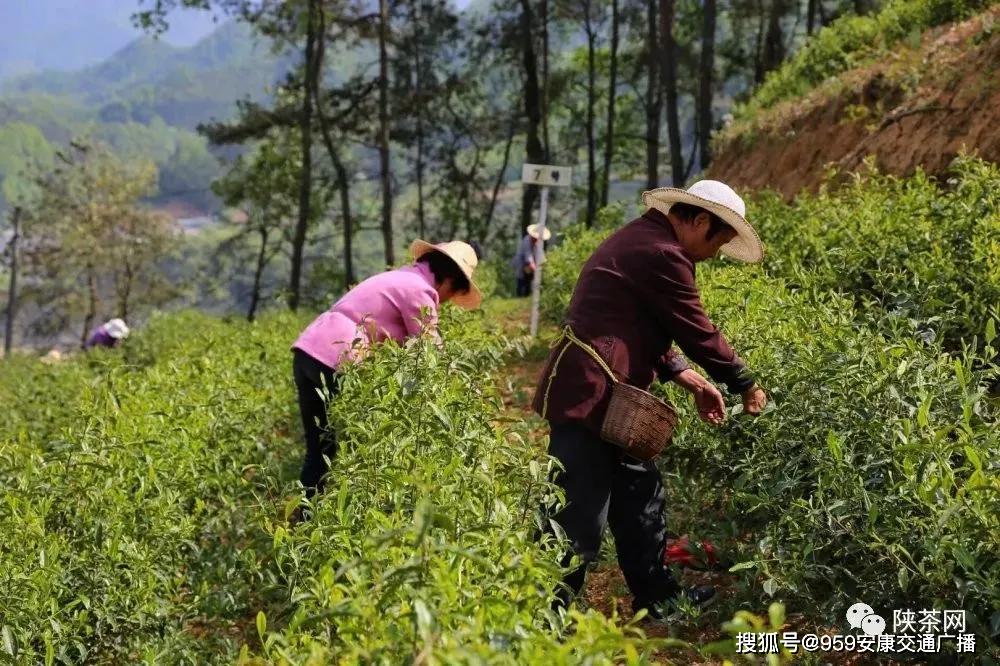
[516,275,533,297]
[293,349,340,498]
[544,421,679,611]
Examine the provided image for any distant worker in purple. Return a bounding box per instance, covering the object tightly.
[84,318,131,350]
[290,240,483,512]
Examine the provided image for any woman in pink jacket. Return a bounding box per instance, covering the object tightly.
[291,240,482,504]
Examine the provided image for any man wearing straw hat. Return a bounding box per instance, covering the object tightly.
[533,180,768,619]
[290,240,482,515]
[512,223,551,297]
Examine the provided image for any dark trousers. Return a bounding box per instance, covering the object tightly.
[544,421,679,611]
[516,274,533,297]
[293,349,340,498]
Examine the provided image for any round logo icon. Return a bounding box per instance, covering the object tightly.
[846,602,875,630]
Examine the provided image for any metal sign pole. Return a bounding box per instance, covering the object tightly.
[529,186,549,338]
[520,162,570,338]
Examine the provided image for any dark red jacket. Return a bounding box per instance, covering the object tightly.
[532,209,754,432]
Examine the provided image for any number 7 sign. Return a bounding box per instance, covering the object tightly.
[522,163,573,187]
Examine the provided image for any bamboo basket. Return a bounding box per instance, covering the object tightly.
[543,326,678,461]
[600,381,678,461]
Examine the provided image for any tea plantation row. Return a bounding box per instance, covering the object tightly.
[542,157,1000,654]
[1,157,997,662]
[1,307,684,663]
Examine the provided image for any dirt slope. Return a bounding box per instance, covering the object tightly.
[710,8,1000,199]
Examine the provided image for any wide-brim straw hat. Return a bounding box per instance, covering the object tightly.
[641,180,764,263]
[527,223,552,241]
[106,318,130,339]
[409,240,483,310]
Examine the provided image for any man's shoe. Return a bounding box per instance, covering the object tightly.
[681,584,718,608]
[635,585,717,621]
[288,505,312,527]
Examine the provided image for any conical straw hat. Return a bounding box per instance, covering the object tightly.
[409,240,483,309]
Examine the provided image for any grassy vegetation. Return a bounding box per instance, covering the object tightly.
[1,157,998,662]
[539,156,1000,656]
[0,302,676,663]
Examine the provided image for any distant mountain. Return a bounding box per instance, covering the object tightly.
[0,1,476,216]
[3,21,294,131]
[0,20,295,216]
[0,0,219,82]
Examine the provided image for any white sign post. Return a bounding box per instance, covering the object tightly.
[522,163,572,337]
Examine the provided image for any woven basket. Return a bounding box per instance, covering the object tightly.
[541,326,679,462]
[600,382,678,461]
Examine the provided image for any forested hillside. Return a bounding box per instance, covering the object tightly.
[711,0,1000,195]
[3,0,999,348]
[0,21,294,214]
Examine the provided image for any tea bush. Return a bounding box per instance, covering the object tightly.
[665,267,998,644]
[538,161,1000,652]
[0,310,304,663]
[0,355,95,447]
[237,306,671,663]
[545,157,1000,350]
[749,156,1000,347]
[1,306,678,664]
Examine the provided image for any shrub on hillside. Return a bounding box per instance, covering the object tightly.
[663,268,999,647]
[733,0,998,120]
[749,156,1000,347]
[0,311,302,662]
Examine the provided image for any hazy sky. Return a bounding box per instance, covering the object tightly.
[0,0,473,81]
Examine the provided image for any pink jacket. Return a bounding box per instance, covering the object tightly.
[292,262,440,370]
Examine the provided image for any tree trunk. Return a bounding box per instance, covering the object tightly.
[463,174,473,240]
[659,0,684,186]
[312,4,354,287]
[313,86,356,289]
[541,0,551,162]
[378,0,395,266]
[697,0,716,170]
[413,0,427,239]
[248,224,268,322]
[519,0,545,234]
[601,0,619,207]
[4,207,21,356]
[762,0,787,78]
[645,0,661,189]
[807,0,817,35]
[484,116,517,242]
[82,265,98,348]
[118,257,133,321]
[289,0,319,311]
[754,0,767,84]
[334,157,355,289]
[584,6,597,227]
[685,124,700,179]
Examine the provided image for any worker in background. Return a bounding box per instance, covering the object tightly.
[84,318,130,350]
[290,240,482,516]
[511,224,551,297]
